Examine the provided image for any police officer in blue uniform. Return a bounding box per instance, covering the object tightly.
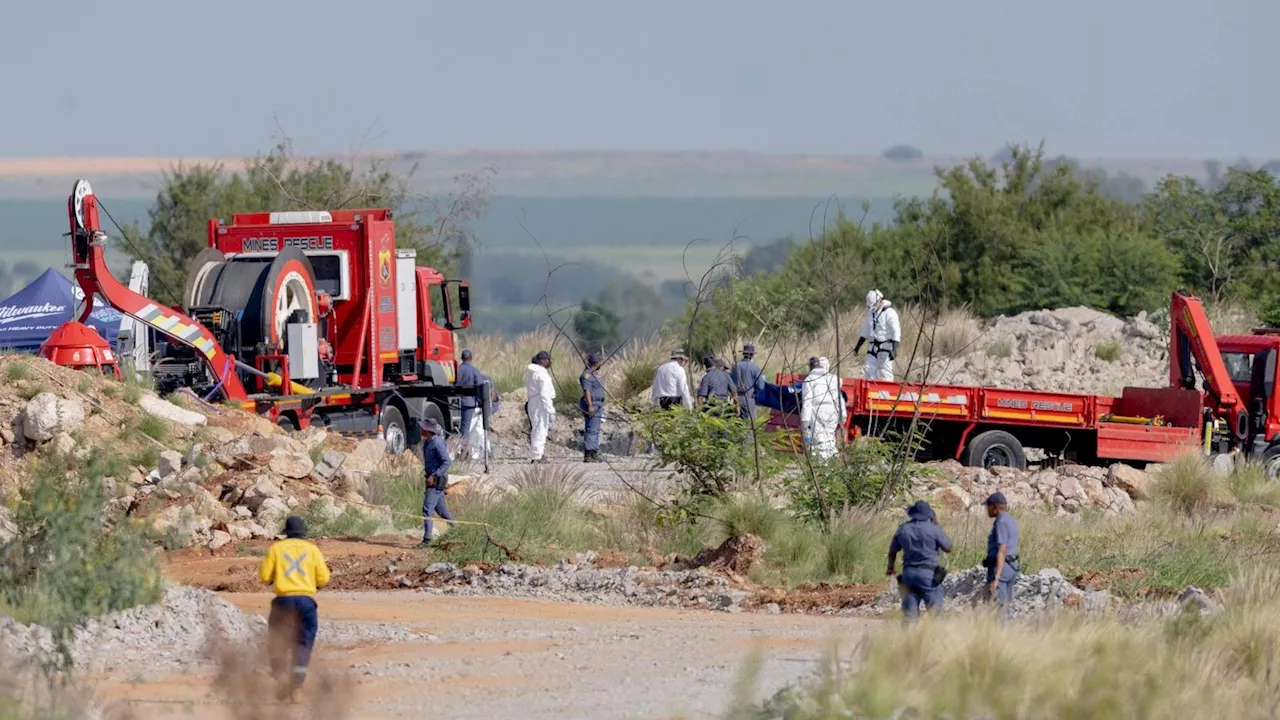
[730,345,765,433]
[984,492,1021,620]
[579,352,607,463]
[887,500,953,623]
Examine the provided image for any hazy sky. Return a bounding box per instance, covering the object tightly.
[1,0,1273,159]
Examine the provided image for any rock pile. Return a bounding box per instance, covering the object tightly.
[416,557,747,611]
[918,461,1151,516]
[931,306,1168,395]
[0,585,420,673]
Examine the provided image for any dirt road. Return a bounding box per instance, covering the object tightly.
[88,541,878,719]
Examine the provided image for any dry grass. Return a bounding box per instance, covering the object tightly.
[736,566,1280,719]
[1206,300,1259,336]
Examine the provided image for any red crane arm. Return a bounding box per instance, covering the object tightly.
[67,180,248,402]
[1169,289,1243,420]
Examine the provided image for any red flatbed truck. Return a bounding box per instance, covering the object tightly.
[770,291,1280,476]
[53,180,489,461]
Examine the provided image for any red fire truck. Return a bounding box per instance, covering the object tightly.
[49,180,486,456]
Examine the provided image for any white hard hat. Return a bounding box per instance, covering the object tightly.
[866,289,884,307]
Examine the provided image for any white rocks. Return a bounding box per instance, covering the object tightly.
[138,394,207,427]
[206,530,232,550]
[0,506,15,544]
[916,461,1149,515]
[21,392,84,443]
[255,497,290,531]
[157,450,184,480]
[268,451,314,480]
[312,449,346,483]
[1108,463,1153,501]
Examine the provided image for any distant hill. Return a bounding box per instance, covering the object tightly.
[0,150,1222,200]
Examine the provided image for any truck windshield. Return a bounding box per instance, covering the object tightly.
[1222,352,1252,383]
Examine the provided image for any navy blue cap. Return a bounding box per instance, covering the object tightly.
[906,500,936,521]
[743,344,755,355]
[587,352,603,366]
[984,491,1008,506]
[533,350,551,363]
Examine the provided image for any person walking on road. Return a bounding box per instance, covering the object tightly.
[418,418,454,547]
[259,515,331,704]
[525,350,557,463]
[651,349,693,410]
[800,356,847,460]
[579,352,606,463]
[730,344,765,432]
[696,355,738,412]
[454,349,484,457]
[983,491,1021,620]
[854,289,901,381]
[887,500,953,624]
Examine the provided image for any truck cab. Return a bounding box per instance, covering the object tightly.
[1214,333,1280,470]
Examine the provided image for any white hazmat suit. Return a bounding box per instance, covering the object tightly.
[525,362,557,461]
[860,290,901,381]
[800,356,847,461]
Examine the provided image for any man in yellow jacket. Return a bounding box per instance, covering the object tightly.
[259,515,330,703]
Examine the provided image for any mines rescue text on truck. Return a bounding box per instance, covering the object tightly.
[770,292,1280,477]
[44,179,486,459]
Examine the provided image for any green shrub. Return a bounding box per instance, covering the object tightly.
[363,467,423,530]
[1094,337,1123,362]
[302,503,383,539]
[136,413,168,442]
[634,404,751,503]
[3,361,31,383]
[0,454,163,670]
[783,438,893,525]
[1226,462,1280,506]
[1153,453,1229,516]
[985,337,1014,359]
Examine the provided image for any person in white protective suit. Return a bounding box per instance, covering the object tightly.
[524,350,557,463]
[800,356,847,461]
[467,373,498,461]
[854,289,901,381]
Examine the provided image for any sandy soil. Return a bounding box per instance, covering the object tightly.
[92,582,876,719]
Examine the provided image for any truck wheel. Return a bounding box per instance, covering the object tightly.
[1263,444,1280,481]
[964,431,1027,470]
[277,415,298,432]
[381,405,407,455]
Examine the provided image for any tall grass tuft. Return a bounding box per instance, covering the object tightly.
[1152,453,1229,516]
[1226,462,1280,506]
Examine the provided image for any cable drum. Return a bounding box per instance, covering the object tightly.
[184,248,318,351]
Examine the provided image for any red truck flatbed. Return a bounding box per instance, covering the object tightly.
[769,375,1205,469]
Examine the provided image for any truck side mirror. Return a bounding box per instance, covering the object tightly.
[443,281,472,331]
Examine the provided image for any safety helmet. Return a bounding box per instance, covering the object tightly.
[866,289,884,308]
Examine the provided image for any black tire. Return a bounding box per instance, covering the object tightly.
[381,405,407,455]
[1262,443,1280,481]
[277,414,298,432]
[963,430,1027,470]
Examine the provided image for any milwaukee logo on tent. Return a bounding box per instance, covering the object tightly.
[0,302,67,325]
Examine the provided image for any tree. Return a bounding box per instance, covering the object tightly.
[572,299,621,353]
[882,144,923,162]
[123,137,492,306]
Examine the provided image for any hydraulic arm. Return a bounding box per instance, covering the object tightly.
[66,180,249,402]
[1169,289,1246,425]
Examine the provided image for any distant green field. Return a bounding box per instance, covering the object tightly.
[0,195,896,282]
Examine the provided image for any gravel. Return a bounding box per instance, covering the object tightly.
[417,558,743,611]
[0,585,421,673]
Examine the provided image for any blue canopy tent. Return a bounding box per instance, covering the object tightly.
[0,269,121,352]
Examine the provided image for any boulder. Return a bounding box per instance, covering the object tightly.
[255,497,290,530]
[930,485,972,512]
[268,452,314,480]
[22,393,85,443]
[312,449,346,482]
[345,439,387,477]
[1108,464,1152,501]
[227,522,255,542]
[139,395,206,427]
[157,450,184,480]
[206,530,232,551]
[51,432,77,457]
[242,476,285,513]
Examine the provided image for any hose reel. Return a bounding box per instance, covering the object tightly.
[184,247,319,352]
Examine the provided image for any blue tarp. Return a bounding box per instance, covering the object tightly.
[0,269,121,351]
